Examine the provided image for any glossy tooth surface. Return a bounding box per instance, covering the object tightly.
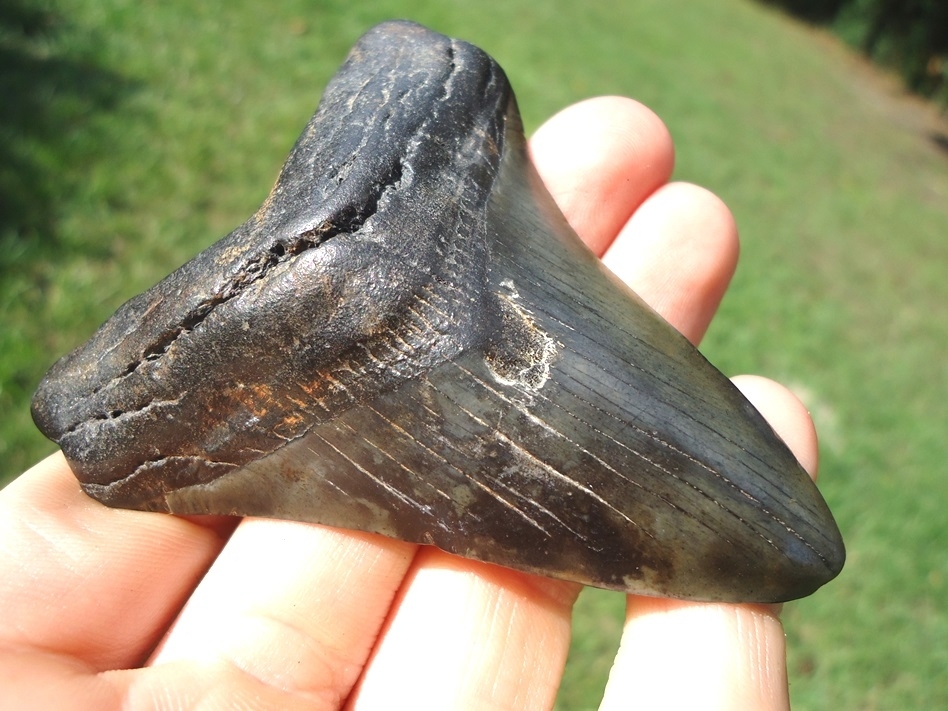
[32,20,844,603]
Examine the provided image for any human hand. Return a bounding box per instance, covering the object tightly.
[0,96,818,710]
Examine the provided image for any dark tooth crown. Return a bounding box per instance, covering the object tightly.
[31,20,844,603]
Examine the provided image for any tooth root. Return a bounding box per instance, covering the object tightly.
[31,20,844,603]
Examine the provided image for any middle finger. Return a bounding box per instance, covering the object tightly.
[151,519,417,707]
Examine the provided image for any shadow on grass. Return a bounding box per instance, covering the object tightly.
[756,0,847,24]
[0,0,133,277]
[930,132,948,157]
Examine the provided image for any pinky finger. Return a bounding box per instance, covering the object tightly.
[599,598,789,711]
[598,378,818,711]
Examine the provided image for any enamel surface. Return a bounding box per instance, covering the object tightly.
[32,21,844,602]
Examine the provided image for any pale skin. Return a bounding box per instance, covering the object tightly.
[0,96,819,710]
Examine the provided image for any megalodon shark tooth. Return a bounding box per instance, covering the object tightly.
[31,20,844,603]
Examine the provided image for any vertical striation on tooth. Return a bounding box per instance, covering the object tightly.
[31,20,844,603]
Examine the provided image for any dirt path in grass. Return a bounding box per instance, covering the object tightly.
[809,26,948,158]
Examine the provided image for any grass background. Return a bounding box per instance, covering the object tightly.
[2,0,946,708]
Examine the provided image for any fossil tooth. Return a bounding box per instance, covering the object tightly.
[31,20,844,602]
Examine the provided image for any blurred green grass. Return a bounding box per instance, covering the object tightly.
[1,0,946,708]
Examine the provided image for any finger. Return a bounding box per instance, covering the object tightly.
[530,96,675,256]
[0,452,233,670]
[150,517,416,708]
[0,645,345,711]
[731,374,820,478]
[602,599,790,711]
[602,181,739,345]
[0,645,120,711]
[347,550,578,709]
[599,378,819,711]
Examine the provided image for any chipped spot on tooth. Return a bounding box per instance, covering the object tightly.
[484,280,557,392]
